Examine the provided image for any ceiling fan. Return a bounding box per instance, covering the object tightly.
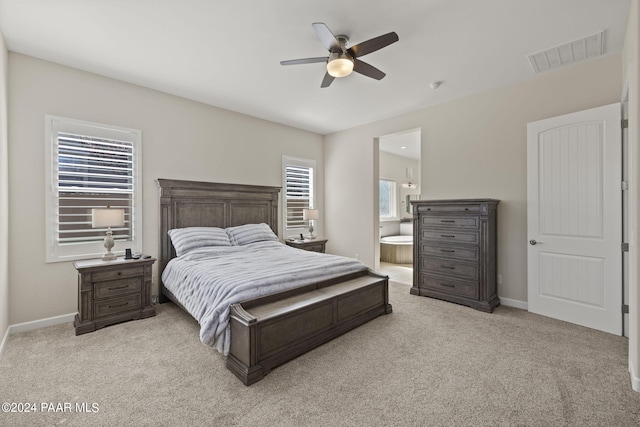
[280,22,399,88]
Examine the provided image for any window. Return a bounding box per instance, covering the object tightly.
[282,156,315,237]
[379,179,397,220]
[45,115,142,262]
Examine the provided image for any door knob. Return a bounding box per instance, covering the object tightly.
[529,239,538,245]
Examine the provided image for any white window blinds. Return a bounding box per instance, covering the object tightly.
[57,132,133,245]
[45,116,142,262]
[282,157,315,234]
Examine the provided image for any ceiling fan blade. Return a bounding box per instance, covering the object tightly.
[312,22,342,53]
[321,72,335,88]
[353,59,386,80]
[348,32,399,58]
[280,57,328,66]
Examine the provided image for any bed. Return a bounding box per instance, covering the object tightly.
[157,179,392,385]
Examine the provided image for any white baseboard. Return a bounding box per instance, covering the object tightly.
[499,297,528,311]
[631,361,640,393]
[0,326,9,361]
[9,312,76,334]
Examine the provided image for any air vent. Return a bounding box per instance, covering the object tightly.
[528,31,604,73]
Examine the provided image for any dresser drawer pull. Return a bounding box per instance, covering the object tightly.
[440,265,455,270]
[108,302,129,309]
[440,249,456,253]
[441,234,455,238]
[441,220,455,223]
[440,283,455,287]
[108,285,129,291]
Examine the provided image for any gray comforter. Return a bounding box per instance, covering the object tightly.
[161,241,368,355]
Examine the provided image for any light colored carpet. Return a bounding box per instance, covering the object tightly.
[1,281,639,426]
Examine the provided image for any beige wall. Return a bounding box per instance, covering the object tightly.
[7,53,324,324]
[0,31,8,348]
[623,0,640,392]
[325,53,622,304]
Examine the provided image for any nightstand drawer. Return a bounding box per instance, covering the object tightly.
[285,239,327,253]
[94,294,142,318]
[303,243,325,252]
[94,277,142,300]
[92,265,144,282]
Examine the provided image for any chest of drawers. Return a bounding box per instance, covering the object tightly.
[410,199,500,312]
[73,257,156,335]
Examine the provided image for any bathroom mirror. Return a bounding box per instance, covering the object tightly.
[399,186,420,218]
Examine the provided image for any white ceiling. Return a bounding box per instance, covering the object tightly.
[380,129,421,161]
[0,0,631,135]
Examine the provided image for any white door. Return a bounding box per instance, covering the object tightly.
[527,103,622,335]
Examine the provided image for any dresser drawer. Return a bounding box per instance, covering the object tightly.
[92,265,144,282]
[420,274,479,299]
[94,294,142,318]
[420,215,479,229]
[421,229,479,245]
[421,244,479,262]
[418,204,481,214]
[420,258,478,280]
[94,277,142,300]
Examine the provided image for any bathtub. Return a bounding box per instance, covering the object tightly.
[380,235,413,244]
[380,235,413,264]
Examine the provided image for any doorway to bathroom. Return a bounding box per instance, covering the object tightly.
[377,128,421,286]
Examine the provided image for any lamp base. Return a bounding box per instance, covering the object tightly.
[102,228,116,261]
[101,252,117,261]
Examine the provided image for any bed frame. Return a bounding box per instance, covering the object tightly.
[157,179,392,385]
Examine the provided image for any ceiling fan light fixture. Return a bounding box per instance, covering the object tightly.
[327,53,354,78]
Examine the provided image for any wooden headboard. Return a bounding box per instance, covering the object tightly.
[157,179,281,285]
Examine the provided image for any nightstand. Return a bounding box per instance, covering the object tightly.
[73,256,156,335]
[285,239,328,253]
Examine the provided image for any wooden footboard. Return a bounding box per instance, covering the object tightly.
[226,270,392,385]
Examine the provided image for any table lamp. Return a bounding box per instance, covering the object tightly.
[92,207,125,260]
[303,208,318,239]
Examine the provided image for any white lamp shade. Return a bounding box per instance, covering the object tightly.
[303,209,319,221]
[92,208,125,228]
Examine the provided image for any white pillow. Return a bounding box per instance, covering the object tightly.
[168,227,232,256]
[226,223,278,246]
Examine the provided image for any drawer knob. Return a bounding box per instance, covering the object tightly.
[441,249,455,253]
[440,265,455,270]
[440,283,455,288]
[441,234,455,238]
[441,220,455,223]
